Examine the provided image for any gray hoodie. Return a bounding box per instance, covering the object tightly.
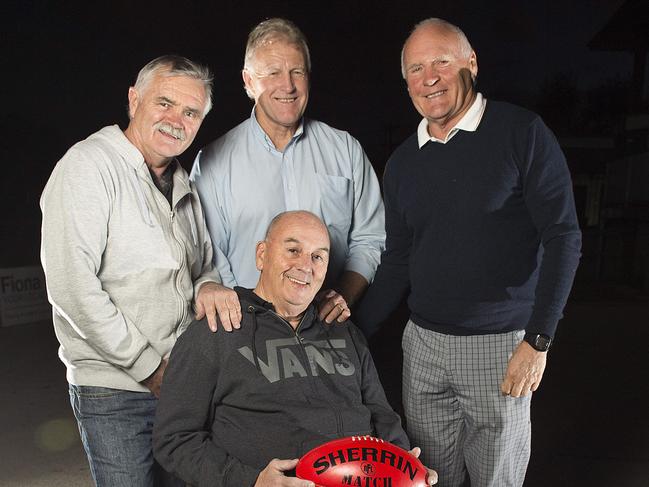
[40,125,219,392]
[153,287,408,487]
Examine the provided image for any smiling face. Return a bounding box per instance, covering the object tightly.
[403,23,478,139]
[242,38,309,139]
[124,72,207,171]
[254,211,329,322]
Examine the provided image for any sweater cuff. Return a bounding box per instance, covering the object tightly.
[125,346,162,383]
[525,314,560,339]
[193,274,222,300]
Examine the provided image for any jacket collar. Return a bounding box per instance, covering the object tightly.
[236,286,318,328]
[100,125,193,207]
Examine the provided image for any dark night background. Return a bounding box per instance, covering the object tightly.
[2,0,645,268]
[1,0,648,485]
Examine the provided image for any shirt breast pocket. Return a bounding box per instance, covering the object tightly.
[315,173,353,229]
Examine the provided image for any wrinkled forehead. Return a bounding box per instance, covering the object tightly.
[145,72,204,94]
[147,74,208,106]
[270,216,330,248]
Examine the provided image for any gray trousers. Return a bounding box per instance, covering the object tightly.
[402,320,531,487]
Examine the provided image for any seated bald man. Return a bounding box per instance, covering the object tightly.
[153,211,437,487]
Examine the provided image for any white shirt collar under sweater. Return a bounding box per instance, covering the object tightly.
[417,92,487,148]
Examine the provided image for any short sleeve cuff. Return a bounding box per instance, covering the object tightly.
[345,256,379,284]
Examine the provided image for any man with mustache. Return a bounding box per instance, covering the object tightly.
[40,55,232,487]
[153,211,438,487]
[190,18,385,331]
[356,18,582,486]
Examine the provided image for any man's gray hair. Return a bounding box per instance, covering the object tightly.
[243,18,311,99]
[400,18,474,79]
[133,55,213,116]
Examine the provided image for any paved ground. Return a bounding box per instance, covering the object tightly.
[0,321,91,486]
[1,290,647,486]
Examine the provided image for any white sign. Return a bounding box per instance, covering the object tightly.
[0,266,51,327]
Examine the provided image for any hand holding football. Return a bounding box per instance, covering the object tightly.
[296,436,430,487]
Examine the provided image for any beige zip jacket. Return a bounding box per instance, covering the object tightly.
[41,125,220,392]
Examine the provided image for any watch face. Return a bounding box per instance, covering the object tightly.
[526,333,551,351]
[536,336,550,350]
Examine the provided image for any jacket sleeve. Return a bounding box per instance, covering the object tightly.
[344,137,386,283]
[153,322,260,487]
[519,118,582,337]
[348,325,410,450]
[40,146,161,382]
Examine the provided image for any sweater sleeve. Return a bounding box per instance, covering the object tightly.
[153,322,260,487]
[348,325,410,450]
[520,118,582,337]
[354,157,412,338]
[40,146,161,382]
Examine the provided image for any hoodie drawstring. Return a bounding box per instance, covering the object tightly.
[128,168,154,227]
[319,320,346,366]
[183,200,198,246]
[249,306,262,374]
[128,167,199,247]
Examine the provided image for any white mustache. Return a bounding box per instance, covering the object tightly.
[155,122,186,141]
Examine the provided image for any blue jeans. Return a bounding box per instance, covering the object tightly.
[69,384,184,487]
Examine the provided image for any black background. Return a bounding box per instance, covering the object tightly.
[1,0,636,268]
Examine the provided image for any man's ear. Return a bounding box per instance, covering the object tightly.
[127,87,139,120]
[242,69,256,99]
[469,51,478,80]
[255,241,266,271]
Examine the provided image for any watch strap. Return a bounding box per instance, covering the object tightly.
[523,332,552,352]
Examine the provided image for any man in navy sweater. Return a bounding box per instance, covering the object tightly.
[356,18,581,487]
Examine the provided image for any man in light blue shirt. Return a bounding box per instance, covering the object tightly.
[191,18,385,329]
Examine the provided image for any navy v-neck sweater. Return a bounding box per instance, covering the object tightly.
[357,101,581,338]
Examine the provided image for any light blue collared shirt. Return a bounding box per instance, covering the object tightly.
[191,110,385,289]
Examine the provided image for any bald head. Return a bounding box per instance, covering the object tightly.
[401,18,474,78]
[254,211,330,323]
[264,211,328,241]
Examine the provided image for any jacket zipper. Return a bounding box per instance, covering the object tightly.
[169,209,188,328]
[268,310,345,437]
[146,175,188,329]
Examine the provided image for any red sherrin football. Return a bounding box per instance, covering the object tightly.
[296,435,428,487]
